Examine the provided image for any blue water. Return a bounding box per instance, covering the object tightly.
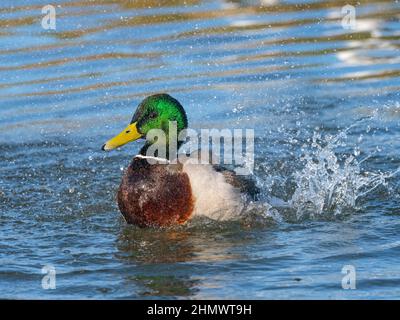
[1,0,400,299]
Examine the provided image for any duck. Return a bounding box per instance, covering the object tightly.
[102,93,258,227]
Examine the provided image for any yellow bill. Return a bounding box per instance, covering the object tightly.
[102,122,142,151]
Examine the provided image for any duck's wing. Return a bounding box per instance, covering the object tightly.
[181,149,260,200]
[212,164,260,201]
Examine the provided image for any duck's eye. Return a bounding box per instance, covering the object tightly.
[149,112,157,119]
[126,130,131,134]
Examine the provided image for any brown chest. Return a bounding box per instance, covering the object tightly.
[117,158,194,227]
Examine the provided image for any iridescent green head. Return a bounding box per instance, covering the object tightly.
[132,94,188,136]
[102,94,188,153]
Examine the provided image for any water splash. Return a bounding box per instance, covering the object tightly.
[288,128,397,218]
[186,117,398,226]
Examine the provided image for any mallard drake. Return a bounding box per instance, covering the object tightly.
[102,94,258,227]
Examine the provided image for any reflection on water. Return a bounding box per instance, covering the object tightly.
[116,222,253,296]
[117,221,251,264]
[1,0,400,299]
